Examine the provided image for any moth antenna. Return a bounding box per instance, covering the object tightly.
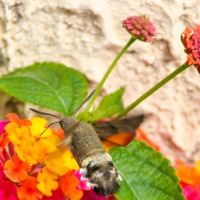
[40,121,60,136]
[29,108,61,135]
[29,108,61,120]
[72,89,96,117]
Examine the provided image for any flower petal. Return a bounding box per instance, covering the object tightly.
[0,120,9,133]
[6,122,31,145]
[45,149,79,176]
[0,180,18,200]
[0,133,9,152]
[42,188,65,200]
[37,167,58,197]
[182,25,200,71]
[30,117,52,138]
[6,113,31,127]
[17,176,43,200]
[175,160,200,185]
[4,154,31,182]
[15,137,43,164]
[59,170,83,200]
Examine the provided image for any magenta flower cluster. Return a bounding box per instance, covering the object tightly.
[122,15,156,42]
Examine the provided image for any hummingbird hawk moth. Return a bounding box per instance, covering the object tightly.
[30,90,143,196]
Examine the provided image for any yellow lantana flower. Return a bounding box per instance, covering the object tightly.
[5,122,31,145]
[45,149,79,176]
[30,117,52,138]
[37,167,59,196]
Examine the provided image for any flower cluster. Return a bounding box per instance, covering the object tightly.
[182,25,200,73]
[175,160,200,200]
[122,15,156,42]
[0,113,111,200]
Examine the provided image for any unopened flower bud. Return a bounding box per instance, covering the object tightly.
[122,15,156,42]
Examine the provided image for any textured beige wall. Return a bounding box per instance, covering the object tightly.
[0,0,200,162]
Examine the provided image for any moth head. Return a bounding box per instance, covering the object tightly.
[59,117,71,128]
[59,117,80,135]
[84,161,120,196]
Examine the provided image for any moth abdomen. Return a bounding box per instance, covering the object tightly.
[60,117,120,196]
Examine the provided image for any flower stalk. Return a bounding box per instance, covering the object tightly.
[84,37,136,112]
[115,62,190,119]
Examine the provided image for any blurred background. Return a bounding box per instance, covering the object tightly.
[0,0,199,163]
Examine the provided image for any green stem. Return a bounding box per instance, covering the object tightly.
[115,63,190,119]
[84,37,137,112]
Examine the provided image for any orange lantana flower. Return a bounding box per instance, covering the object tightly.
[15,137,43,164]
[6,113,31,127]
[17,176,43,200]
[0,133,9,152]
[182,25,200,72]
[59,170,83,200]
[175,160,200,185]
[4,154,31,182]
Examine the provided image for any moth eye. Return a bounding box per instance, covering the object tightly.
[59,120,65,129]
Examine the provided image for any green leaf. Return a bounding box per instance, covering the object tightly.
[77,87,125,122]
[0,62,88,115]
[94,87,125,117]
[109,140,185,200]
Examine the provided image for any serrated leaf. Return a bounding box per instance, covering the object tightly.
[77,87,125,123]
[109,140,185,200]
[94,87,125,117]
[0,62,88,115]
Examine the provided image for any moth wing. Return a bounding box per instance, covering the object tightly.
[57,121,80,148]
[57,135,72,149]
[93,115,144,147]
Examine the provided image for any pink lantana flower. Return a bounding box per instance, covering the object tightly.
[74,170,91,191]
[181,182,200,200]
[122,15,156,42]
[0,120,8,133]
[81,190,117,200]
[0,162,18,200]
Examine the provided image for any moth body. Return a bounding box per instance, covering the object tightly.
[60,117,120,196]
